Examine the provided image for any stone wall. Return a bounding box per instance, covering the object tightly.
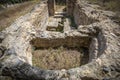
[89,37,98,62]
[73,1,98,26]
[48,0,55,16]
[31,36,90,48]
[97,31,107,57]
[89,31,106,62]
[66,0,76,16]
[78,24,107,62]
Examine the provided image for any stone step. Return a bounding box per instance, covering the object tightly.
[54,14,64,18]
[55,12,66,15]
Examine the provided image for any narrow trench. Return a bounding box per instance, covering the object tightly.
[47,0,77,32]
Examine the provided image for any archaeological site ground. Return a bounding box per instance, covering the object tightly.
[0,0,120,80]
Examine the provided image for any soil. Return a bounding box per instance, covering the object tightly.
[0,1,40,31]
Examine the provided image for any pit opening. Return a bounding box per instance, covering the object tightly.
[31,36,91,70]
[31,0,99,70]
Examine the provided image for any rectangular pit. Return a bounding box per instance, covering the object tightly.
[30,36,91,70]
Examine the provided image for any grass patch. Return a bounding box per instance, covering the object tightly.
[32,46,89,70]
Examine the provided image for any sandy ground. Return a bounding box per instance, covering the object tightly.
[0,1,39,31]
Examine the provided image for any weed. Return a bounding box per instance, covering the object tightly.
[32,47,89,70]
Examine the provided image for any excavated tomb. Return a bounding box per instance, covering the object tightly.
[0,0,120,80]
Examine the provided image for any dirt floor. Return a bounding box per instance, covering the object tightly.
[0,1,40,31]
[55,5,66,12]
[32,47,89,70]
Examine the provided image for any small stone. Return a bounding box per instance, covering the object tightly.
[102,78,110,80]
[103,66,110,73]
